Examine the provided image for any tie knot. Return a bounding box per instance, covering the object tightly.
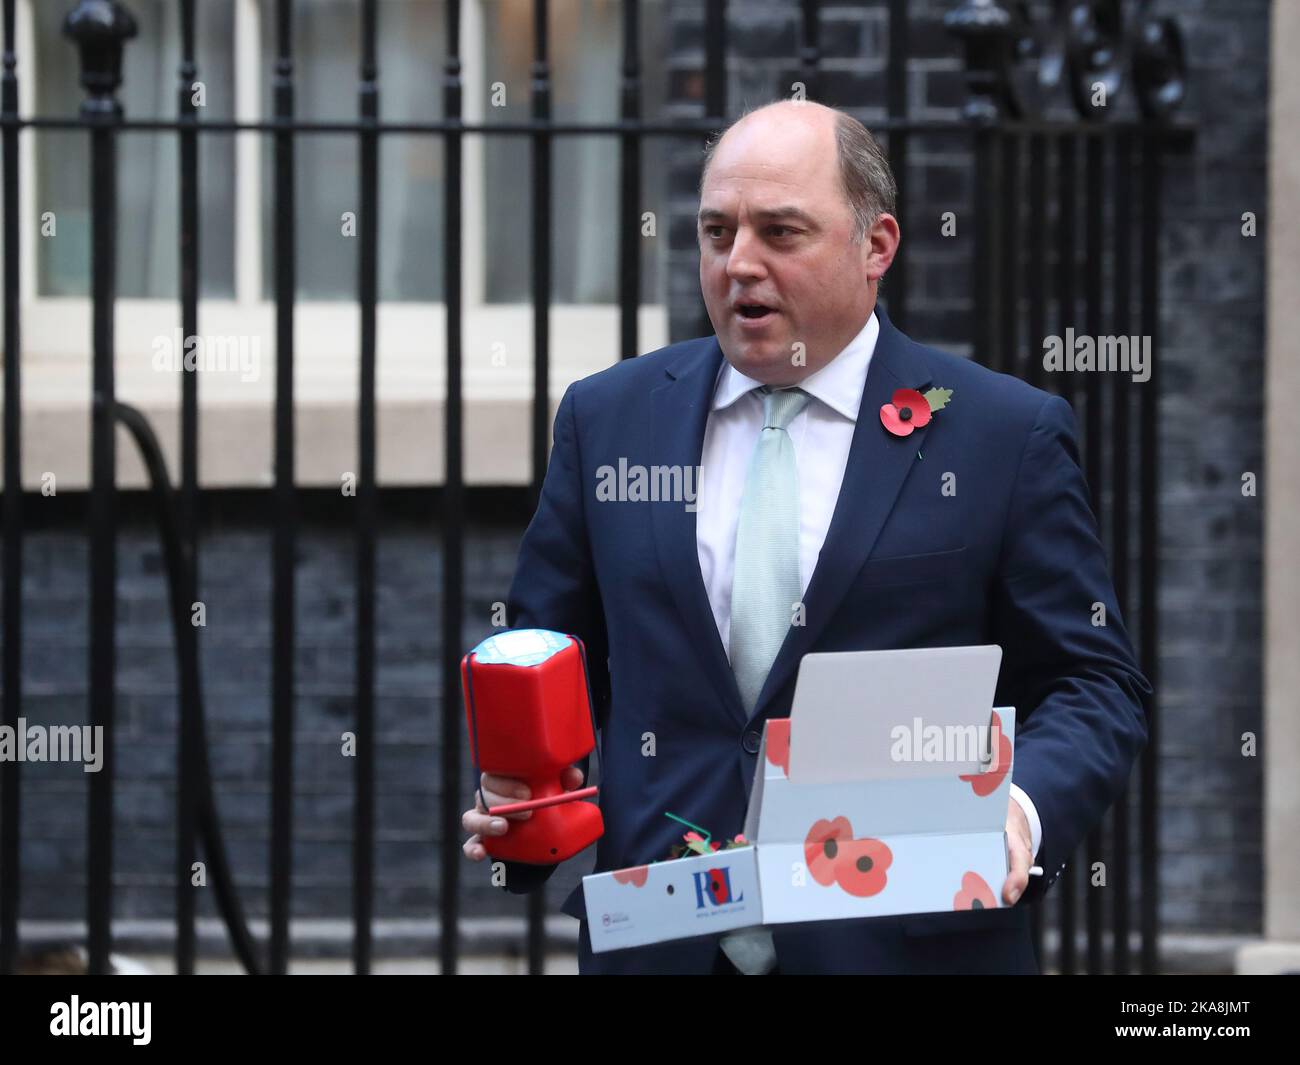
[760,386,810,431]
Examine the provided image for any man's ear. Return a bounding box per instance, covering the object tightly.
[864,212,900,282]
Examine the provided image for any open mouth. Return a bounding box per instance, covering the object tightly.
[735,303,777,323]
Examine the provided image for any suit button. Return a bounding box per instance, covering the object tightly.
[742,730,761,754]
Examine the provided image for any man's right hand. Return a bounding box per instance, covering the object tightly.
[461,767,586,861]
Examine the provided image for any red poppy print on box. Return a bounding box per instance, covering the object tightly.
[705,868,731,903]
[764,718,790,775]
[954,871,997,911]
[804,816,854,886]
[612,865,648,887]
[959,710,1012,797]
[803,816,893,898]
[833,837,893,898]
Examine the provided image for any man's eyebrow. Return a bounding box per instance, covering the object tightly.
[696,205,819,227]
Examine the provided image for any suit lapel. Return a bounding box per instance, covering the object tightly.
[747,306,934,722]
[650,337,749,727]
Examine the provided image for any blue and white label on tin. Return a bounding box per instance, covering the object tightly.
[471,628,571,667]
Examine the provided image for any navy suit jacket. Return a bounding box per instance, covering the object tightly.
[500,305,1150,974]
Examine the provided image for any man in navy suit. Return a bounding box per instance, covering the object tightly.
[462,100,1149,974]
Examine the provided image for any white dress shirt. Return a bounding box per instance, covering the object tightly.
[694,310,1042,862]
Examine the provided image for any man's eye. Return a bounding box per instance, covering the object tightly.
[704,226,726,239]
[769,225,795,237]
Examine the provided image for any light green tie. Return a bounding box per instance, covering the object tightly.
[728,386,811,716]
[720,385,809,976]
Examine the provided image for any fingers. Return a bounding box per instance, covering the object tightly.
[1002,832,1031,905]
[461,803,509,843]
[463,769,587,862]
[461,772,537,861]
[479,773,533,822]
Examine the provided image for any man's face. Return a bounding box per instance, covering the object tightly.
[697,109,883,386]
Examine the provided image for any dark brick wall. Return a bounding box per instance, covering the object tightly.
[8,494,558,933]
[1146,0,1267,934]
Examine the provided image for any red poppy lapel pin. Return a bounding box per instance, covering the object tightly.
[880,386,954,438]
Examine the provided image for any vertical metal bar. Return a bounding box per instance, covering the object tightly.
[529,1,551,498]
[997,133,1020,375]
[1056,134,1077,410]
[1024,130,1047,968]
[175,0,200,977]
[798,0,821,105]
[698,1,726,339]
[1138,134,1162,975]
[0,0,21,978]
[440,0,464,977]
[270,0,296,976]
[703,1,726,123]
[63,0,136,977]
[885,0,906,331]
[971,126,1001,367]
[1054,131,1077,975]
[354,0,379,977]
[1083,132,1105,975]
[526,0,552,976]
[1083,136,1104,507]
[86,57,121,985]
[1025,134,1046,390]
[618,0,640,360]
[1110,128,1134,976]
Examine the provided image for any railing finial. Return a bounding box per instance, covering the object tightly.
[1133,15,1186,122]
[62,0,138,117]
[945,0,1016,123]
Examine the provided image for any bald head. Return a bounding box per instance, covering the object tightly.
[700,100,895,244]
[695,98,900,386]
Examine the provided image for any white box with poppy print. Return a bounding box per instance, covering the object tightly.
[583,645,1016,953]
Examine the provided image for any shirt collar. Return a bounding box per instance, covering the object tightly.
[710,309,880,421]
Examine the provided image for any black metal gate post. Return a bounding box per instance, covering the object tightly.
[62,0,138,978]
[0,0,22,979]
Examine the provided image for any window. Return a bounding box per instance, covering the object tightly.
[30,0,670,309]
[33,0,237,299]
[14,0,673,488]
[482,0,669,305]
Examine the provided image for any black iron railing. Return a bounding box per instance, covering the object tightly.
[0,0,1192,975]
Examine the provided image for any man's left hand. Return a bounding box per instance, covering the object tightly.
[1002,797,1033,905]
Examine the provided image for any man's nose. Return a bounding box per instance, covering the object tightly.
[725,227,767,282]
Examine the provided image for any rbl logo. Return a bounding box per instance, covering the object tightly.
[692,867,743,909]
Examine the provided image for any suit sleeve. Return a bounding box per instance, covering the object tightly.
[991,394,1151,905]
[495,381,611,896]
